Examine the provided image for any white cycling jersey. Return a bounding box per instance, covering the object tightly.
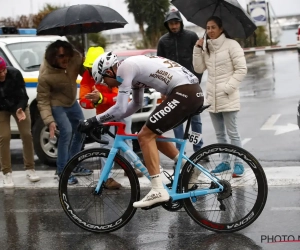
[95,55,199,123]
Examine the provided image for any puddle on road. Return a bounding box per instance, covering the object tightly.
[241,50,300,99]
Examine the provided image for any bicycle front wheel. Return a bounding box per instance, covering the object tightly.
[181,144,268,233]
[58,148,140,233]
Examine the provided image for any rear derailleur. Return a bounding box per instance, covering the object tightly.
[210,180,232,211]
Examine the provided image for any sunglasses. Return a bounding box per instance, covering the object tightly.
[101,73,115,79]
[101,68,116,80]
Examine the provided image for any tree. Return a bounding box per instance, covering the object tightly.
[125,0,146,41]
[236,26,277,48]
[125,0,170,48]
[0,15,33,28]
[31,4,60,28]
[143,0,170,48]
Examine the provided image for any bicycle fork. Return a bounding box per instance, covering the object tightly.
[93,139,152,194]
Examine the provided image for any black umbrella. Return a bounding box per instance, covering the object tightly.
[37,4,128,36]
[171,0,257,38]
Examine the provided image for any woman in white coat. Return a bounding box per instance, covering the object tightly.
[193,16,247,177]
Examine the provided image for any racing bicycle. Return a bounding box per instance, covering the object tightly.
[58,105,268,233]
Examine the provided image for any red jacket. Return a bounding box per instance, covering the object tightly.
[79,70,118,114]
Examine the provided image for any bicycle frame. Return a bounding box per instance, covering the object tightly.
[94,122,223,201]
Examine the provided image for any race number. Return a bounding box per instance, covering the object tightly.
[188,131,202,145]
[181,66,199,84]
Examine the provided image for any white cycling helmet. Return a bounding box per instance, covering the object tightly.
[92,51,118,84]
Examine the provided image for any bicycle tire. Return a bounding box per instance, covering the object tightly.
[58,148,140,233]
[181,143,268,233]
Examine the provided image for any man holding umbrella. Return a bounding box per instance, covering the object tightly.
[157,9,208,160]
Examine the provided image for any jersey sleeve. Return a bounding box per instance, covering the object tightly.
[120,87,144,119]
[95,61,142,123]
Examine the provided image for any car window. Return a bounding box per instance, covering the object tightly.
[0,48,12,66]
[6,41,51,71]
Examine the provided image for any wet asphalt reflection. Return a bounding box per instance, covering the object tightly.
[4,186,300,249]
[0,189,263,250]
[3,186,300,250]
[240,50,300,99]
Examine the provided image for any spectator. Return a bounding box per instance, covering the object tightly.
[193,16,247,177]
[157,9,207,158]
[37,40,92,185]
[0,56,40,188]
[79,47,143,189]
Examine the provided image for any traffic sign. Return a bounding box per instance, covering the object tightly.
[248,1,268,26]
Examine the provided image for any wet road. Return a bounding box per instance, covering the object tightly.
[5,49,300,249]
[1,186,300,250]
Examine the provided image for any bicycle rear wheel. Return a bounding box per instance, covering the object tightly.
[58,148,140,233]
[181,143,268,233]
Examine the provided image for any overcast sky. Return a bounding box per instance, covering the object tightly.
[0,0,299,34]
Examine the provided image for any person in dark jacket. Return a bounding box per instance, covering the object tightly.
[157,10,207,158]
[0,56,40,188]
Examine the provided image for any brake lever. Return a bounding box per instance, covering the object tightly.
[89,126,109,145]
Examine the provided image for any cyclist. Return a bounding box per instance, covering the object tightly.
[79,46,143,190]
[78,52,204,208]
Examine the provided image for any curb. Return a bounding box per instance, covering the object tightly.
[1,166,300,189]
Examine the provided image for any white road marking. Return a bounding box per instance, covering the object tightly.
[261,114,298,135]
[242,138,252,146]
[271,207,300,211]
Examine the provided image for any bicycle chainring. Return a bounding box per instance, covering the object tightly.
[161,199,184,212]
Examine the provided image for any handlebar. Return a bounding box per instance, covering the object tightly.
[88,124,115,145]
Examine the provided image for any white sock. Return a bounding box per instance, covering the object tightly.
[173,154,179,162]
[173,153,187,166]
[150,174,164,189]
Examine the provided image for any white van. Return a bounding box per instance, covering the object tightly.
[0,27,161,165]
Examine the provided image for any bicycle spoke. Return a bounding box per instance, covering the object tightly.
[59,148,139,233]
[182,144,268,232]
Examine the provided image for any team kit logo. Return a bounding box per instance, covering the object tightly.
[149,99,180,123]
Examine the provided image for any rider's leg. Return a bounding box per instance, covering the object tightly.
[133,84,204,207]
[133,125,169,208]
[157,141,187,168]
[156,141,178,160]
[172,151,200,189]
[137,125,160,176]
